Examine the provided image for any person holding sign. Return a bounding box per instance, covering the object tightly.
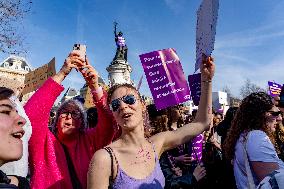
[87,55,215,189]
[24,51,116,189]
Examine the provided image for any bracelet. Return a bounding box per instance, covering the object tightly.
[202,80,212,83]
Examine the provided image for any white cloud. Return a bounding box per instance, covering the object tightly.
[164,0,187,14]
[213,52,284,97]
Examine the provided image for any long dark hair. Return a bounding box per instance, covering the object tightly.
[224,92,273,160]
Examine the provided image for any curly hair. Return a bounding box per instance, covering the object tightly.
[223,92,273,160]
[107,83,151,137]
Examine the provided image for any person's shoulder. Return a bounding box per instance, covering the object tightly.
[248,130,268,141]
[89,148,112,171]
[92,148,111,162]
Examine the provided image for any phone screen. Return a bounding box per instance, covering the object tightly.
[279,85,284,108]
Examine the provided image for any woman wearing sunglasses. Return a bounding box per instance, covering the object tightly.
[24,51,116,189]
[87,55,215,189]
[224,92,284,189]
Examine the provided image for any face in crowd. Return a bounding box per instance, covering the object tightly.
[213,113,223,126]
[0,88,26,165]
[56,101,83,137]
[265,105,282,133]
[108,85,145,132]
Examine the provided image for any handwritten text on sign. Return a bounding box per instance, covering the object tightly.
[22,57,56,95]
[139,48,190,110]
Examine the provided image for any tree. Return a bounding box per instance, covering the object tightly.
[240,79,266,99]
[222,85,241,107]
[222,85,232,99]
[0,0,32,55]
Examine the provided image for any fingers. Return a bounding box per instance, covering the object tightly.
[85,57,90,65]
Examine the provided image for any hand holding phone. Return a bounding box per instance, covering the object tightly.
[73,44,86,62]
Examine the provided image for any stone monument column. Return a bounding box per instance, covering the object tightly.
[106,22,133,87]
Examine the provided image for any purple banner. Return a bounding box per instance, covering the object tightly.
[268,81,282,97]
[188,73,201,106]
[139,48,191,110]
[190,134,203,162]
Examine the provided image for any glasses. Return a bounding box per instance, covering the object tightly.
[60,111,81,119]
[267,111,283,117]
[110,95,136,112]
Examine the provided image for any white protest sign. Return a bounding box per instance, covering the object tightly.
[195,0,219,72]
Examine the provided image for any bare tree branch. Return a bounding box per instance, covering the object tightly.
[0,0,32,55]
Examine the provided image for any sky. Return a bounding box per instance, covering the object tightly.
[2,0,284,98]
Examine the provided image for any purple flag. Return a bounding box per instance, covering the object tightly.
[188,73,201,106]
[190,134,203,162]
[139,48,191,110]
[268,81,282,97]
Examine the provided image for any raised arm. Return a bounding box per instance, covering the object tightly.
[25,52,80,167]
[79,58,116,149]
[151,55,215,155]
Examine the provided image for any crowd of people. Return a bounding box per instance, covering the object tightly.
[0,49,284,189]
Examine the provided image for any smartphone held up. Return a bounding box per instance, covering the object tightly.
[73,44,86,62]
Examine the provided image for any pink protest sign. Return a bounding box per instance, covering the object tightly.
[139,48,190,110]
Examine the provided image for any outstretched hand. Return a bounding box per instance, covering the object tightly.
[60,51,85,76]
[78,57,99,91]
[201,54,215,82]
[52,51,84,84]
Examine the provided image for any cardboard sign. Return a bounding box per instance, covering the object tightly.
[188,73,201,106]
[195,0,219,71]
[268,81,282,97]
[139,48,191,110]
[0,77,24,95]
[22,58,56,95]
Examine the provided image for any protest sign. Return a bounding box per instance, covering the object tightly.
[0,77,24,95]
[22,58,56,95]
[188,73,201,106]
[139,48,190,110]
[195,0,219,72]
[268,81,282,97]
[190,134,203,162]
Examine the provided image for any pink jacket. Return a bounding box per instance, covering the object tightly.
[25,78,115,189]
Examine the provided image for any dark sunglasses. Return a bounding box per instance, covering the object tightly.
[60,111,81,119]
[267,111,283,117]
[110,95,136,112]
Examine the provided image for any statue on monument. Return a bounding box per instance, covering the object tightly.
[113,22,128,62]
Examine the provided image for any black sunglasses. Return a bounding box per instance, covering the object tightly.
[110,95,136,112]
[267,111,283,117]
